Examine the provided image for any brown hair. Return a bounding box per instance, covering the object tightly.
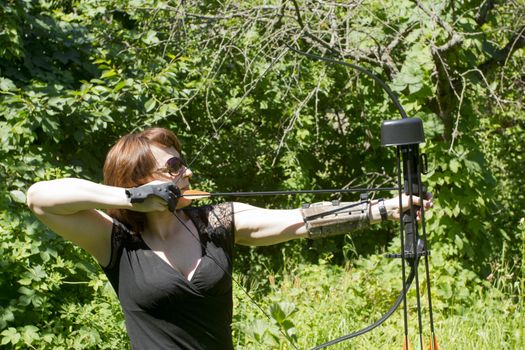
[103,127,182,233]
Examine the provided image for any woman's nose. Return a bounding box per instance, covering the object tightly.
[183,167,193,178]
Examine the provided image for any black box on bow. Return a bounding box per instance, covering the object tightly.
[380,118,425,146]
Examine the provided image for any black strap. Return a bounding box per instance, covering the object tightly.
[377,198,388,221]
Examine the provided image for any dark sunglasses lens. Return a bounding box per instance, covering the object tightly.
[166,157,185,174]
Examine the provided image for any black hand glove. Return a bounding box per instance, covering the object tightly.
[125,182,181,212]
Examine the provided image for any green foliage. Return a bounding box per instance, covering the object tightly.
[233,258,524,349]
[0,0,524,348]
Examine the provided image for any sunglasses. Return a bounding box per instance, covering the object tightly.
[156,156,186,176]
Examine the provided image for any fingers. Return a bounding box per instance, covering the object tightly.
[383,193,434,222]
[406,195,433,221]
[404,194,433,209]
[422,194,433,209]
[406,195,422,207]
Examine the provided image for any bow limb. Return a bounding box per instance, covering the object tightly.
[311,266,418,350]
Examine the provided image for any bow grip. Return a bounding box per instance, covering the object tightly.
[125,183,181,212]
[401,146,427,205]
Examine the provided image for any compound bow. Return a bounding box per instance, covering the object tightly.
[127,48,438,350]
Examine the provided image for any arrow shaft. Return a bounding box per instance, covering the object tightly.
[183,186,399,198]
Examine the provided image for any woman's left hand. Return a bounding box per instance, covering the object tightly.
[384,193,433,220]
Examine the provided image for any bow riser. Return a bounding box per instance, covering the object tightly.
[381,118,436,350]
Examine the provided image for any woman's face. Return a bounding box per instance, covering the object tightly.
[150,144,193,208]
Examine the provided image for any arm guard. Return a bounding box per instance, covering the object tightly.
[300,200,370,239]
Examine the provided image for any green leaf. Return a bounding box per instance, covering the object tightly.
[142,30,160,45]
[48,97,66,110]
[41,333,54,343]
[269,302,296,324]
[100,69,118,79]
[17,286,34,296]
[449,159,460,173]
[1,328,21,345]
[22,325,40,346]
[0,78,17,91]
[9,190,26,204]
[144,98,157,112]
[249,319,269,343]
[113,80,128,92]
[17,278,32,286]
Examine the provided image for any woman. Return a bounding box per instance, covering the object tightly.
[26,127,432,350]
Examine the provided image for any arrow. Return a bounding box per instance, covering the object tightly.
[181,187,400,199]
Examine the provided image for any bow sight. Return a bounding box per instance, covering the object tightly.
[382,117,428,260]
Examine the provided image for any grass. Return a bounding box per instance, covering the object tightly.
[233,254,525,350]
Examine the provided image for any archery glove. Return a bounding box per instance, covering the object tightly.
[301,200,370,239]
[125,182,181,212]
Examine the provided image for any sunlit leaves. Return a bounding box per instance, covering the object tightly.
[1,327,21,347]
[9,190,26,204]
[392,43,434,96]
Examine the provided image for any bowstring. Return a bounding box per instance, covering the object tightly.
[166,44,303,349]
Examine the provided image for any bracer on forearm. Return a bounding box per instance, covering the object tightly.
[300,200,370,239]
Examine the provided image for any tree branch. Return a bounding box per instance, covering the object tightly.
[288,0,401,76]
[479,25,525,74]
[412,0,463,53]
[475,0,496,27]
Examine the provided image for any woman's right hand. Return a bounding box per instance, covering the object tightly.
[126,180,178,212]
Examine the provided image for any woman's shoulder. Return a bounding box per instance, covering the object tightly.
[112,218,132,234]
[110,218,143,244]
[184,202,233,216]
[184,202,234,230]
[103,218,144,271]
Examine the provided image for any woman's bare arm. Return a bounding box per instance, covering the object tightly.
[233,195,432,246]
[26,178,167,266]
[233,202,308,246]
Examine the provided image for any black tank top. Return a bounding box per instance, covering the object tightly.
[102,203,235,350]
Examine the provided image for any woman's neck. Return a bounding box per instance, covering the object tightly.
[144,209,187,240]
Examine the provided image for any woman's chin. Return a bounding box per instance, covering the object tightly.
[176,196,192,209]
